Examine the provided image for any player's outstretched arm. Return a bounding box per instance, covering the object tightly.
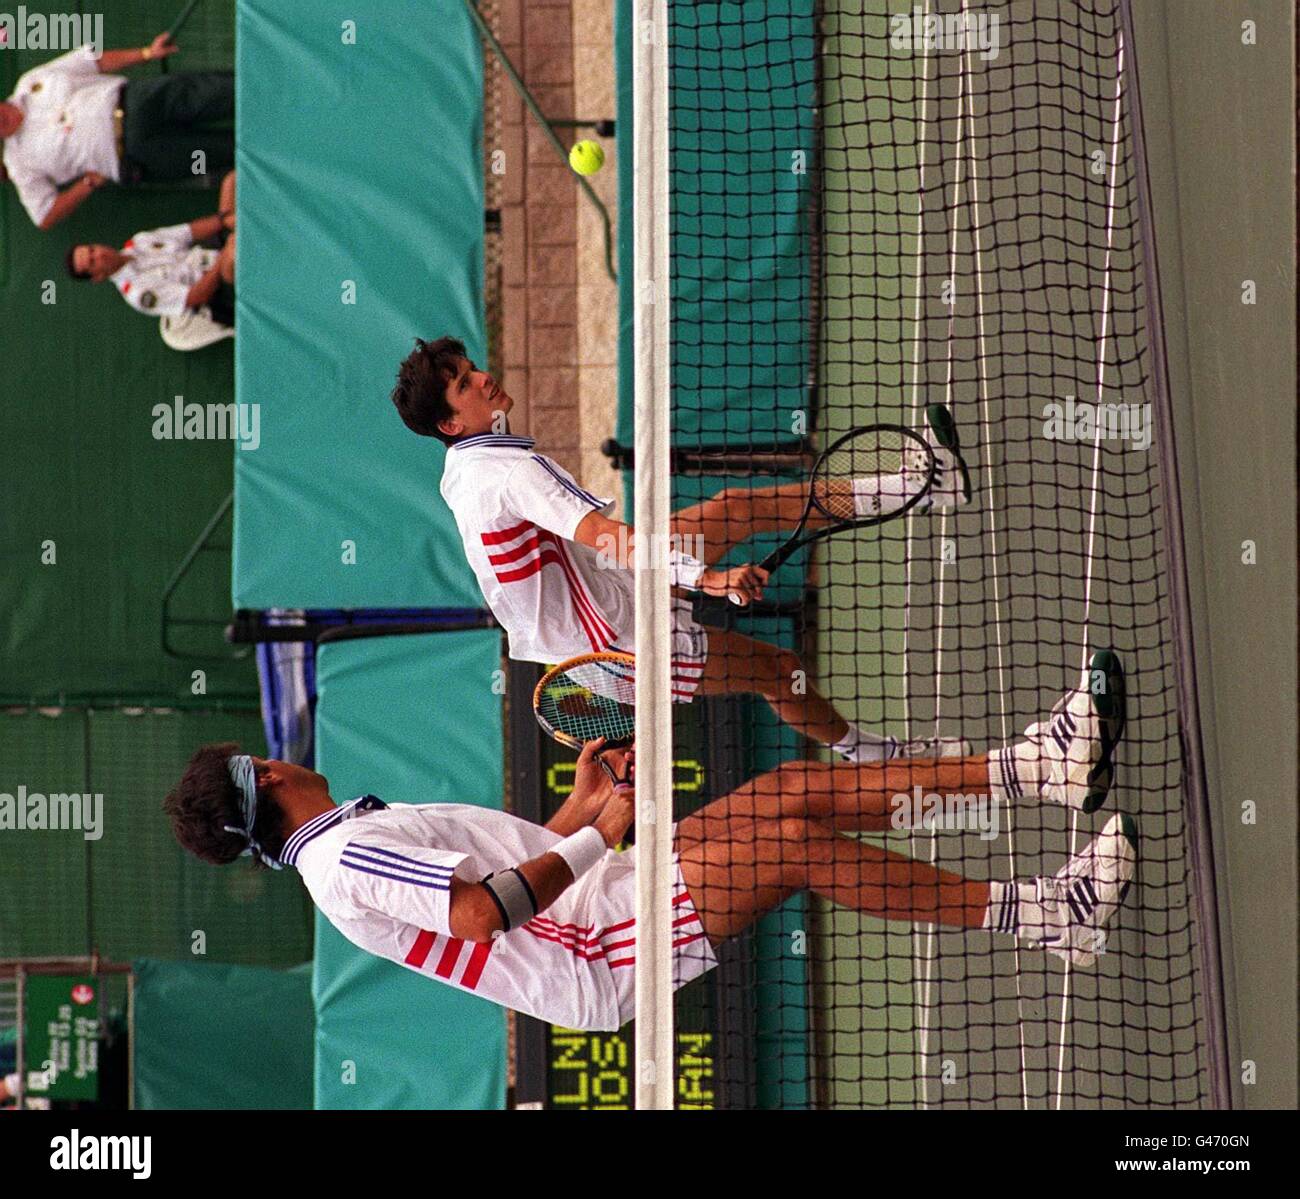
[573,509,767,602]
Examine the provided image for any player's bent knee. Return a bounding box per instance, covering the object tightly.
[765,647,803,697]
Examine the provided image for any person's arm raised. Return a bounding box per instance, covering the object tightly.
[448,827,613,944]
[96,34,178,73]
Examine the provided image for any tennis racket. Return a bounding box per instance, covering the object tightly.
[533,652,637,788]
[691,420,940,625]
[160,0,203,72]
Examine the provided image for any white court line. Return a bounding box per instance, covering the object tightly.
[900,0,938,1110]
[1052,24,1128,1112]
[957,3,1029,1110]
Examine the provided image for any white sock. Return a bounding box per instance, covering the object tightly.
[831,725,895,762]
[983,879,1050,939]
[987,741,1040,802]
[852,472,925,517]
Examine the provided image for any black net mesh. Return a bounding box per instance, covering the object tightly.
[662,0,1212,1109]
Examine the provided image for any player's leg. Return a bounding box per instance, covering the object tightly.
[677,814,989,944]
[676,755,996,839]
[692,623,964,761]
[680,649,1127,833]
[677,809,1139,967]
[218,233,236,284]
[693,626,846,746]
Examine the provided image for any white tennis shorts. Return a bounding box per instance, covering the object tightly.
[607,596,709,703]
[584,844,718,1027]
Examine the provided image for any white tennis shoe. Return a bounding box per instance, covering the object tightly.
[1030,812,1139,967]
[1024,650,1126,812]
[909,403,973,512]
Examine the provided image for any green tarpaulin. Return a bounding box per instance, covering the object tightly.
[132,959,314,1109]
[233,0,487,610]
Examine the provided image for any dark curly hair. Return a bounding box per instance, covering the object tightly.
[163,742,287,869]
[390,335,467,446]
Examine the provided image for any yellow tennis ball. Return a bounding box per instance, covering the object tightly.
[569,139,605,176]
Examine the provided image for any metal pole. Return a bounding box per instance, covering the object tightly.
[632,0,674,1111]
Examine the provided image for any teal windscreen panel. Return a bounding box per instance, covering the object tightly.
[132,960,314,1110]
[615,1,818,449]
[233,0,486,609]
[311,630,506,1109]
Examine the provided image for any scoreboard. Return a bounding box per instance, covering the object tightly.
[509,660,757,1110]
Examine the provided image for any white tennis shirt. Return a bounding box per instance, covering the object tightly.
[3,47,124,226]
[439,434,632,662]
[285,796,636,1031]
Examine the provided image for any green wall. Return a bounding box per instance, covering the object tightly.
[1129,0,1297,1110]
[0,4,304,973]
[0,2,254,704]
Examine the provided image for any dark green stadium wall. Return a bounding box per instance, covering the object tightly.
[0,5,308,970]
[0,1,255,704]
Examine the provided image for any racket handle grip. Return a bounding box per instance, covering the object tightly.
[691,592,750,627]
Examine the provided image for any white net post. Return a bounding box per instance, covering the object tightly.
[632,0,674,1111]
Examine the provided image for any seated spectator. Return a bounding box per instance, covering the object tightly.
[66,170,236,326]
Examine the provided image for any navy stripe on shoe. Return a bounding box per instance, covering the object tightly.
[1001,749,1023,799]
[1051,721,1072,754]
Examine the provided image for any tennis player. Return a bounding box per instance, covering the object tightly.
[392,336,974,764]
[164,659,1135,1032]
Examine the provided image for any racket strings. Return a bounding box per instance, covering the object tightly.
[812,430,931,521]
[535,657,637,747]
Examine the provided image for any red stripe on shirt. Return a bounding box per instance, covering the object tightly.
[434,937,466,978]
[460,941,492,989]
[405,929,437,968]
[487,530,545,566]
[522,922,608,961]
[545,535,616,649]
[481,518,535,546]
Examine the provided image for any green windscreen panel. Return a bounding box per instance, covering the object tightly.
[233,0,485,609]
[132,959,314,1110]
[615,1,817,449]
[312,630,505,1109]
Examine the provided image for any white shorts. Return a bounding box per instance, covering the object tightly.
[607,596,709,703]
[579,840,719,1027]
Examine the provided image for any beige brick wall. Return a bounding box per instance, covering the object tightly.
[490,0,621,514]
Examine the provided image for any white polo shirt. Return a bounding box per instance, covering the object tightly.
[284,796,633,1031]
[2,47,124,226]
[108,223,216,317]
[439,434,633,663]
